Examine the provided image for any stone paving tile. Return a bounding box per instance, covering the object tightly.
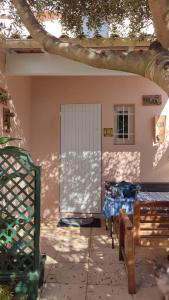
[89,248,123,264]
[40,242,58,259]
[40,221,165,300]
[112,233,120,248]
[132,286,163,300]
[41,231,89,241]
[55,250,89,263]
[91,226,109,236]
[41,283,86,300]
[41,224,91,237]
[135,247,168,259]
[90,235,112,250]
[41,235,89,253]
[46,262,88,284]
[134,252,169,290]
[135,258,157,289]
[86,285,132,300]
[43,261,58,280]
[88,262,127,285]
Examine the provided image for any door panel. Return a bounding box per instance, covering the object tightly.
[60,104,101,213]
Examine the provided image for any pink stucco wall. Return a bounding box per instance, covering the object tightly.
[3,75,169,218]
[26,75,168,218]
[7,76,32,150]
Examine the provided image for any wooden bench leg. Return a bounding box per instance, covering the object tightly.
[127,229,136,294]
[106,218,114,238]
[111,217,114,248]
[105,218,109,231]
[119,216,124,260]
[118,209,136,294]
[127,258,136,294]
[110,217,114,237]
[112,217,119,248]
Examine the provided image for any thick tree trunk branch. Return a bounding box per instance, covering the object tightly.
[12,0,149,75]
[145,49,169,94]
[12,0,169,96]
[148,0,169,49]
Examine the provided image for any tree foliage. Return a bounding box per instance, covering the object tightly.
[0,0,152,38]
[56,0,152,37]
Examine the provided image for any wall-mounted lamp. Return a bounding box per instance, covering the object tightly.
[3,107,15,133]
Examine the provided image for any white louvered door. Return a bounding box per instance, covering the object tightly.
[60,104,101,213]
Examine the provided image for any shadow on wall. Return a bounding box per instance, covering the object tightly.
[152,97,169,170]
[0,72,27,148]
[102,151,141,183]
[9,100,27,147]
[60,151,101,214]
[153,131,169,167]
[36,150,102,218]
[153,98,169,167]
[36,153,59,219]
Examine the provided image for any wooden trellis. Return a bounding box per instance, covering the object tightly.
[0,148,45,299]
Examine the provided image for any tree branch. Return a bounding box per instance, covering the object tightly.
[148,0,169,49]
[11,0,150,73]
[11,0,169,95]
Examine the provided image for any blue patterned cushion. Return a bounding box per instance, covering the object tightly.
[110,186,123,198]
[117,181,141,198]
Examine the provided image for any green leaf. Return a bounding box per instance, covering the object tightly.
[4,146,26,152]
[0,137,21,145]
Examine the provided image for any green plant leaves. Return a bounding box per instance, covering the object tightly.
[0,285,13,300]
[0,137,21,145]
[4,146,26,152]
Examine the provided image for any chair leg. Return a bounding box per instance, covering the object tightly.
[127,259,136,294]
[105,218,109,230]
[127,229,136,294]
[111,217,117,248]
[119,218,124,261]
[110,217,113,237]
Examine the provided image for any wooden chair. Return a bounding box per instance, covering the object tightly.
[119,200,169,294]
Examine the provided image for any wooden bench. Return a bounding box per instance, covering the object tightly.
[105,182,169,236]
[119,200,169,294]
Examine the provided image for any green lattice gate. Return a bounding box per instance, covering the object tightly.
[0,148,45,299]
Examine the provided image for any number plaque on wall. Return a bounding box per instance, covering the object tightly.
[103,128,113,137]
[143,95,162,106]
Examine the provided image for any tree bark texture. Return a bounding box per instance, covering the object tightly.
[148,0,169,49]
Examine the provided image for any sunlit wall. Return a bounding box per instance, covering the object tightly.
[3,74,169,218]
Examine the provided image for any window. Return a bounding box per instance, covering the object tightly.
[114,105,135,144]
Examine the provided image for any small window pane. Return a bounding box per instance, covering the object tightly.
[117,112,128,138]
[114,105,135,145]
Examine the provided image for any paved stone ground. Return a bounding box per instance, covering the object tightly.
[39,219,167,300]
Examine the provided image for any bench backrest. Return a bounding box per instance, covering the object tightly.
[140,183,169,192]
[133,201,169,247]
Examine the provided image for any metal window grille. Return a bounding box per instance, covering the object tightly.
[114,105,135,144]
